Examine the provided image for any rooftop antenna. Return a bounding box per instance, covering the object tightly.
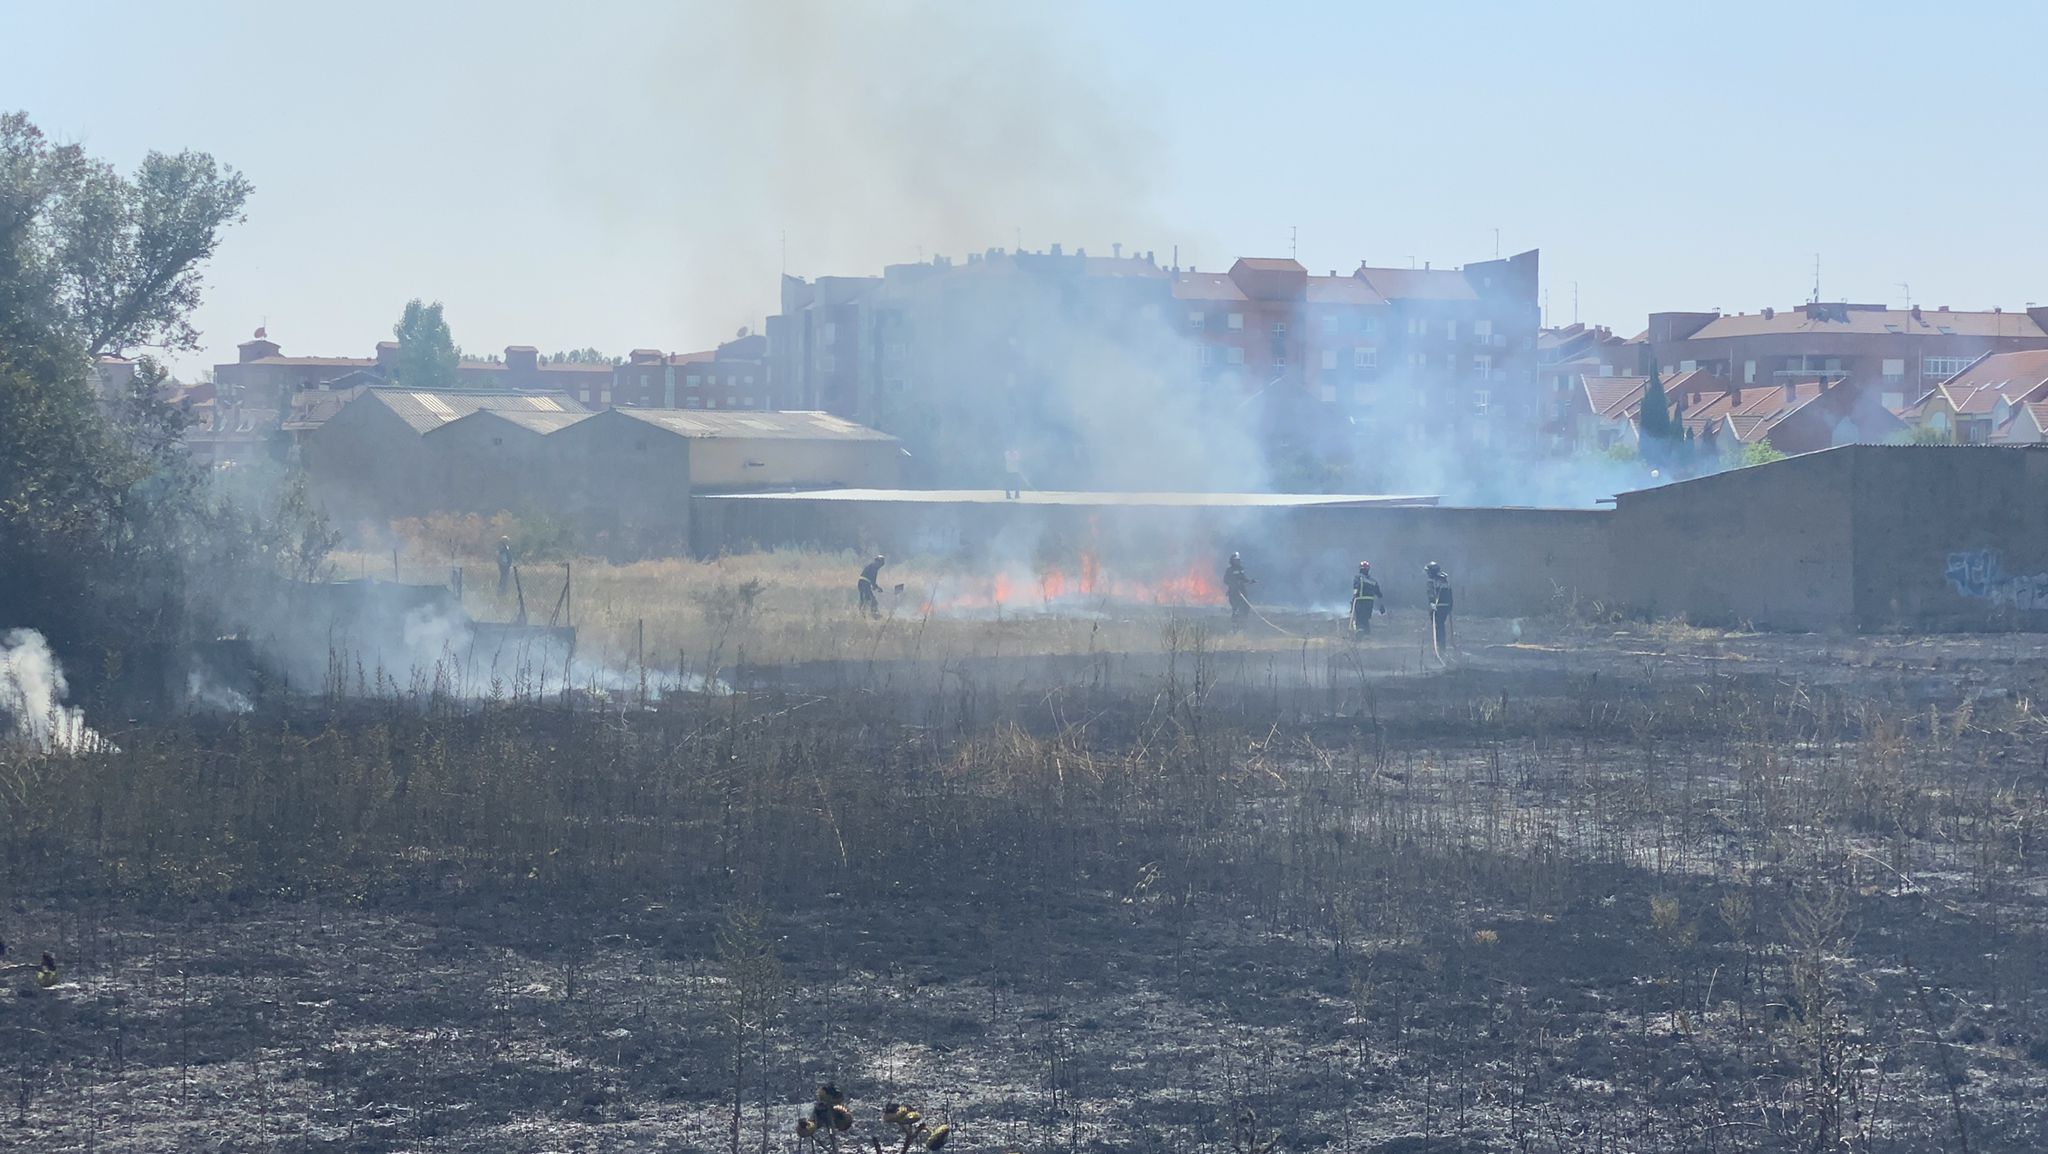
[1572,281,1579,325]
[1493,227,1500,258]
[1290,225,1298,260]
[1406,256,1417,269]
[1543,288,1550,329]
[1810,253,1821,304]
[1014,226,1021,253]
[779,229,787,276]
[1896,282,1911,309]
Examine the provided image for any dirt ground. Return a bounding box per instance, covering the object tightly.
[6,618,2048,1152]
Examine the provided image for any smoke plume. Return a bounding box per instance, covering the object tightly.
[1,628,112,752]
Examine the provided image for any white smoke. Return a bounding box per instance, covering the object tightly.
[1,629,113,753]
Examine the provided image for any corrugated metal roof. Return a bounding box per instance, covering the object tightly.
[611,408,898,442]
[1356,265,1480,301]
[365,388,590,434]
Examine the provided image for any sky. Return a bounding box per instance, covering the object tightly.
[6,0,2047,378]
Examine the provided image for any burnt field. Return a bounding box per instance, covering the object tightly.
[5,620,2048,1152]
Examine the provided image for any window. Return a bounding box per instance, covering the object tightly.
[1271,322,1287,337]
[1474,353,1492,376]
[1743,360,1756,384]
[1226,347,1245,365]
[1474,389,1492,416]
[822,322,838,343]
[1680,359,1697,372]
[599,388,611,404]
[743,374,756,385]
[1362,317,1378,334]
[1924,356,1970,379]
[1409,317,1425,336]
[1599,364,1615,377]
[1189,311,1205,330]
[1881,391,1905,410]
[821,354,836,373]
[491,436,503,447]
[1273,349,1288,367]
[1321,316,1338,335]
[885,342,906,361]
[1882,358,1906,384]
[1196,346,1214,367]
[686,374,702,387]
[1473,319,1493,338]
[885,378,909,395]
[686,397,702,408]
[1354,347,1377,369]
[1320,385,1338,403]
[1445,320,1458,342]
[726,395,736,407]
[1321,349,1338,370]
[1227,313,1244,330]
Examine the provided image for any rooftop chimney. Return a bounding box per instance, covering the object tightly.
[1762,307,1775,320]
[1050,243,1063,257]
[1145,250,1155,265]
[1911,304,1922,322]
[1112,243,1121,258]
[1939,305,1950,312]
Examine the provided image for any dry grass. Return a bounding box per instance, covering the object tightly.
[336,547,1338,671]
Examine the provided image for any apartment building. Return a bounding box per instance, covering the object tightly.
[1643,302,2048,414]
[767,245,1541,483]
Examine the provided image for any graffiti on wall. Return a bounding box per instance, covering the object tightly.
[1945,549,2048,611]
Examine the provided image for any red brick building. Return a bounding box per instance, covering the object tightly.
[1642,302,2048,415]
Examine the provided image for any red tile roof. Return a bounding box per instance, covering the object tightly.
[1583,375,1647,420]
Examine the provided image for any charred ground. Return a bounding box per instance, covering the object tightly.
[5,619,2048,1152]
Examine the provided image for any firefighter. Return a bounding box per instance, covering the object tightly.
[1224,552,1254,622]
[496,536,514,594]
[1351,561,1385,634]
[857,554,887,618]
[1425,561,1454,658]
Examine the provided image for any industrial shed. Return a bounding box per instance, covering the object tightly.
[302,388,587,528]
[546,408,903,555]
[303,390,900,554]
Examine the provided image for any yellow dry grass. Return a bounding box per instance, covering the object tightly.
[333,547,1308,670]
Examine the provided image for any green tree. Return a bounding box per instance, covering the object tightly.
[1,111,251,357]
[1,110,255,694]
[391,299,460,389]
[1740,441,1788,467]
[1636,369,1678,457]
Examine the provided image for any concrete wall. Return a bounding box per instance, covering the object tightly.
[1610,449,1856,629]
[547,412,693,556]
[303,398,431,530]
[1849,446,2048,629]
[690,495,1610,616]
[421,414,551,517]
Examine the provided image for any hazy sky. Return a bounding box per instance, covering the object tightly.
[8,0,2047,376]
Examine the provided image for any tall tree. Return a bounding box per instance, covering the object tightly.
[0,111,256,693]
[391,299,460,389]
[1637,369,1678,459]
[1,111,251,356]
